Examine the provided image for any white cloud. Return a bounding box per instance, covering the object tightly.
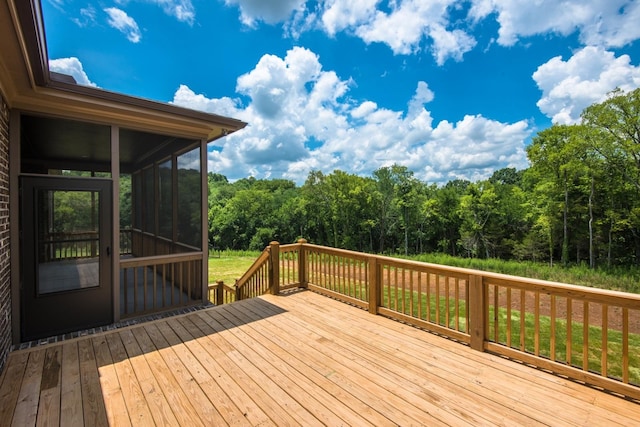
[533,46,640,124]
[320,0,378,36]
[147,0,195,25]
[425,115,530,181]
[223,0,306,26]
[222,0,476,64]
[104,7,142,43]
[49,57,98,87]
[222,1,640,67]
[171,85,242,118]
[350,0,477,63]
[72,6,97,27]
[172,47,531,184]
[428,25,477,65]
[469,0,640,48]
[351,101,378,119]
[315,0,478,64]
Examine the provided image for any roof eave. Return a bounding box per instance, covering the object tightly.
[47,79,247,137]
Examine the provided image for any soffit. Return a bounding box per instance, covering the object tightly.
[20,113,195,173]
[0,0,34,101]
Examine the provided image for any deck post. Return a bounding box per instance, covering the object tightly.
[368,256,380,315]
[297,239,308,289]
[469,274,486,352]
[215,280,224,305]
[269,241,280,295]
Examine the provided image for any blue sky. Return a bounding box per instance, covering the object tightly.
[43,0,640,184]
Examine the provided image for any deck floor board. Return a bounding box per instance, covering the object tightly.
[1,290,639,426]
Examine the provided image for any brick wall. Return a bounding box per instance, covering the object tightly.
[0,91,11,373]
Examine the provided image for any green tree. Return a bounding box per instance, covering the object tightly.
[582,88,640,263]
[527,125,587,265]
[372,165,422,254]
[300,170,332,246]
[458,181,500,258]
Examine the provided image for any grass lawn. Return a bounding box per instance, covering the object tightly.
[208,250,261,285]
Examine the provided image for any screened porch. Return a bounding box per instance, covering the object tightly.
[18,113,211,341]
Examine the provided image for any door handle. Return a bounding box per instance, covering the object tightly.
[106,246,111,256]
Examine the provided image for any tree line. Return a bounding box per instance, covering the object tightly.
[208,88,640,268]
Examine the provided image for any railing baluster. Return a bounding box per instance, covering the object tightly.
[162,263,166,308]
[567,298,572,365]
[550,295,556,362]
[143,265,148,310]
[179,261,184,305]
[186,261,194,303]
[399,267,404,315]
[123,267,129,315]
[409,270,414,318]
[493,284,499,342]
[391,266,396,311]
[426,273,432,323]
[152,264,157,310]
[435,274,440,326]
[520,289,525,352]
[322,253,326,289]
[133,266,138,313]
[465,278,470,334]
[417,272,423,321]
[350,259,355,299]
[623,308,629,383]
[454,277,459,331]
[601,305,608,377]
[534,291,540,356]
[583,301,589,371]
[170,262,175,306]
[506,287,512,348]
[368,256,379,315]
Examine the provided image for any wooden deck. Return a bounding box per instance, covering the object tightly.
[1,290,638,426]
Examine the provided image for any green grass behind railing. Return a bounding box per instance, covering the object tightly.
[383,287,468,333]
[488,306,640,385]
[208,250,261,285]
[210,250,640,293]
[408,253,640,294]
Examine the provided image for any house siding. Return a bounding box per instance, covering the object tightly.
[0,91,10,373]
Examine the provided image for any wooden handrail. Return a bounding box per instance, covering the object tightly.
[120,252,203,268]
[235,247,270,288]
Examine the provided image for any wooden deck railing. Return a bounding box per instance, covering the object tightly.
[42,229,133,261]
[208,241,303,305]
[208,280,237,305]
[42,231,99,261]
[119,252,203,317]
[211,239,640,400]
